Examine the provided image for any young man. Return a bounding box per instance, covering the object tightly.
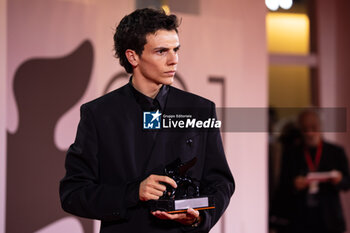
[60,8,235,232]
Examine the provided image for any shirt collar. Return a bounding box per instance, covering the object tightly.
[128,76,169,111]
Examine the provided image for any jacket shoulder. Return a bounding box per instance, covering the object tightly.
[168,86,214,108]
[323,141,346,154]
[81,84,131,112]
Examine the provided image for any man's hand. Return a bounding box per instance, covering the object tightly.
[152,208,201,226]
[330,170,343,185]
[294,176,309,190]
[139,174,177,201]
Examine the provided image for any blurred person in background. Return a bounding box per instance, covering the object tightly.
[269,115,303,233]
[279,109,350,233]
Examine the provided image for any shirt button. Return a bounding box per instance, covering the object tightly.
[186,139,193,146]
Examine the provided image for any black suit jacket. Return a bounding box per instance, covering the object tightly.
[281,141,350,233]
[59,84,235,233]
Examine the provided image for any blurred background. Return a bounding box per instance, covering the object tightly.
[0,0,350,232]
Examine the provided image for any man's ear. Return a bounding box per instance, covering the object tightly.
[125,49,139,67]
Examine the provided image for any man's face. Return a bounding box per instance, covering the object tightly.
[136,29,180,85]
[299,113,322,147]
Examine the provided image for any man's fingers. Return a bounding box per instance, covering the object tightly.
[186,208,199,218]
[151,182,167,192]
[152,211,185,220]
[142,185,163,199]
[147,194,160,200]
[152,211,173,220]
[152,210,200,225]
[155,175,177,188]
[140,174,177,201]
[148,174,177,189]
[150,189,164,197]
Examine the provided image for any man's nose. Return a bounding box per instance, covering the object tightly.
[167,51,178,66]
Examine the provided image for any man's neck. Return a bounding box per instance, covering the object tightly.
[306,137,322,148]
[132,75,162,99]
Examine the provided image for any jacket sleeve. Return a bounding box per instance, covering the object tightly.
[184,102,235,232]
[59,104,140,222]
[336,147,350,191]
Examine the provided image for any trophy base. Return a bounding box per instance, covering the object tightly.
[149,196,215,213]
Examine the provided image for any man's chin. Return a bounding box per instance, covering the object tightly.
[305,138,321,147]
[160,77,174,85]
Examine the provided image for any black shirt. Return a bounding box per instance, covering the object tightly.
[128,77,169,112]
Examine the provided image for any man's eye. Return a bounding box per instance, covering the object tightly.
[157,50,166,54]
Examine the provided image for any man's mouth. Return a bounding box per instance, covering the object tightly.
[165,71,176,76]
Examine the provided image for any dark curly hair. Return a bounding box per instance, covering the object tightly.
[114,8,180,73]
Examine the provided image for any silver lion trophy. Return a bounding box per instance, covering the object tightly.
[149,157,215,213]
